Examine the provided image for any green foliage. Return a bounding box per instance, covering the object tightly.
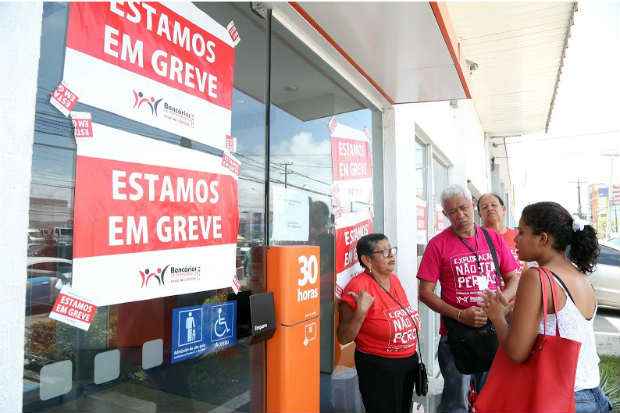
[600,356,620,412]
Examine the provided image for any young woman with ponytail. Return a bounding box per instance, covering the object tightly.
[482,202,612,413]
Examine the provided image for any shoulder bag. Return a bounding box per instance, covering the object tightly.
[474,267,581,413]
[443,227,500,374]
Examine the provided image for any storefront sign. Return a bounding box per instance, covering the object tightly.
[330,119,374,298]
[334,211,373,298]
[71,123,239,305]
[63,2,236,149]
[49,287,98,331]
[271,186,309,242]
[171,301,237,363]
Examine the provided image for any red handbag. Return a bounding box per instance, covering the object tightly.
[474,267,581,413]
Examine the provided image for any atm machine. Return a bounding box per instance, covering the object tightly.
[266,245,320,413]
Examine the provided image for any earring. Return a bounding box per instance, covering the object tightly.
[368,265,373,274]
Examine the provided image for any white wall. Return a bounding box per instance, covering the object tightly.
[0,3,42,412]
[396,99,490,193]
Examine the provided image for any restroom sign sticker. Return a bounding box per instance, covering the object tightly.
[171,301,237,364]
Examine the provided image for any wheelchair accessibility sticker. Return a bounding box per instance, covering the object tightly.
[171,301,237,364]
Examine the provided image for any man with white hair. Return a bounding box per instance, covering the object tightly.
[417,184,520,413]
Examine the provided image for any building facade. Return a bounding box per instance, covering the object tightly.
[1,2,512,412]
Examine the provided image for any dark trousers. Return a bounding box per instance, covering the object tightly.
[355,350,419,413]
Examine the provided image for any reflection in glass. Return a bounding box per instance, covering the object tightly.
[24,3,266,412]
[269,17,380,413]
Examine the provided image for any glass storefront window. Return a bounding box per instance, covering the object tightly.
[416,140,429,256]
[268,17,382,412]
[24,3,267,412]
[433,156,450,235]
[23,4,384,413]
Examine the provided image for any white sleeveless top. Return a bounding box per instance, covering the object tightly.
[537,276,600,391]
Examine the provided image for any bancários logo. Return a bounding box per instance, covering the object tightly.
[139,265,169,288]
[132,89,163,116]
[140,264,201,288]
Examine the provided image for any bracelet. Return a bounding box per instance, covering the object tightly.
[456,310,462,321]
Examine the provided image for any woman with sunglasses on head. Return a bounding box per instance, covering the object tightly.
[482,202,612,413]
[338,233,421,413]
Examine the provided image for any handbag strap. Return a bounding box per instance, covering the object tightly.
[370,275,424,359]
[550,271,576,304]
[481,227,502,286]
[537,267,561,337]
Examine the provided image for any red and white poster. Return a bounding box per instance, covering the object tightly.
[49,287,98,331]
[416,197,427,244]
[71,123,239,306]
[62,2,235,150]
[330,119,374,298]
[334,211,373,298]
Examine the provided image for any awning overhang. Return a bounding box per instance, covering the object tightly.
[444,2,576,136]
[292,1,470,104]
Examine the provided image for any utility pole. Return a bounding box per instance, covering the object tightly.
[280,162,293,188]
[569,178,586,219]
[602,153,620,239]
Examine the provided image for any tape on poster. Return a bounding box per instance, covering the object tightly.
[222,151,240,176]
[50,82,79,116]
[70,111,93,138]
[227,21,241,46]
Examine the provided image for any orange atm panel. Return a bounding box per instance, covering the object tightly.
[266,246,320,413]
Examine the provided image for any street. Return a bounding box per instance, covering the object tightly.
[595,308,620,357]
[596,308,620,333]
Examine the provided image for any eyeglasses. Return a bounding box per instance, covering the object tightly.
[371,247,398,258]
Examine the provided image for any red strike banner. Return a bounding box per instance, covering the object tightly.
[66,2,234,109]
[73,156,239,258]
[335,218,373,274]
[331,137,372,181]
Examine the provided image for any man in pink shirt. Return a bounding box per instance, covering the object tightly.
[418,185,520,413]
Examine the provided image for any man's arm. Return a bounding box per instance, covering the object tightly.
[418,280,488,327]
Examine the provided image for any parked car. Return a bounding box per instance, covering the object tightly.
[53,227,73,244]
[605,237,620,250]
[26,257,72,315]
[27,228,43,243]
[590,244,620,310]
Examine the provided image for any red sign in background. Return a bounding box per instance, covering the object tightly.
[335,218,373,274]
[73,156,239,258]
[331,137,372,181]
[66,2,235,109]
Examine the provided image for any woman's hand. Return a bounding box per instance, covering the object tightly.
[348,290,374,315]
[337,290,374,345]
[482,290,510,323]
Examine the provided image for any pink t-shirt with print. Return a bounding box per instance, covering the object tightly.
[417,226,519,335]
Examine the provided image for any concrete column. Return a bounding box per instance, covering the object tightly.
[383,106,419,307]
[0,3,43,412]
